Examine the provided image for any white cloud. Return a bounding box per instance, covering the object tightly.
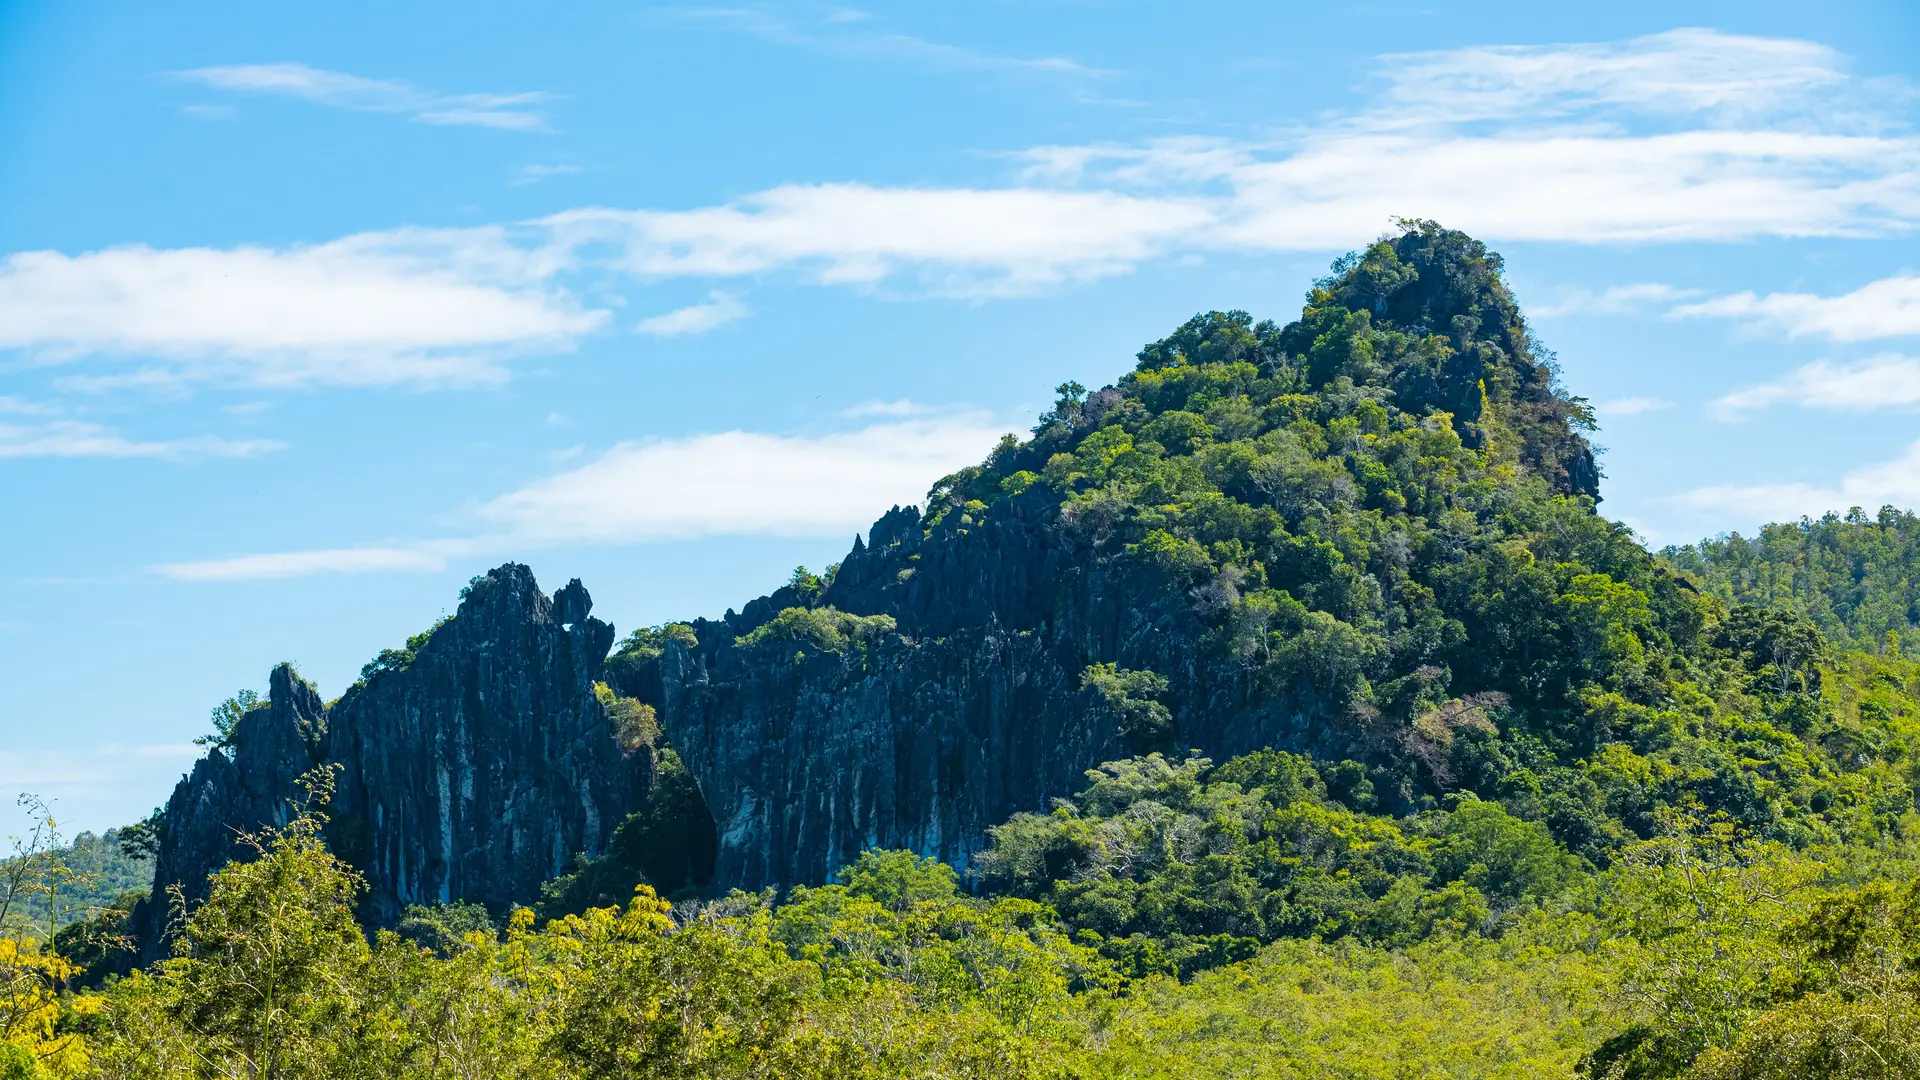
[14,29,1920,392]
[512,164,583,186]
[175,62,554,131]
[541,30,1920,296]
[546,127,1917,299]
[155,544,463,582]
[839,399,931,418]
[1668,438,1920,525]
[475,415,1006,544]
[1205,129,1914,248]
[548,185,1212,298]
[1714,354,1920,417]
[1531,283,1699,318]
[865,32,1105,77]
[154,415,1007,580]
[1597,396,1675,415]
[1673,274,1920,341]
[0,743,218,834]
[636,292,748,337]
[0,419,284,460]
[0,228,606,388]
[0,749,121,788]
[666,7,1106,78]
[1373,27,1847,125]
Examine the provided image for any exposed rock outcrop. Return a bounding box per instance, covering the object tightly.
[136,664,330,954]
[664,493,1348,892]
[136,564,639,955]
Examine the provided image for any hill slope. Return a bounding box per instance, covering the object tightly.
[1665,507,1920,656]
[650,221,1896,892]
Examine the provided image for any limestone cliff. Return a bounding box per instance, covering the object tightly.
[136,564,639,954]
[664,493,1341,892]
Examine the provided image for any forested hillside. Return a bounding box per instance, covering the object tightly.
[1666,507,1920,656]
[1,827,151,941]
[8,222,1920,1079]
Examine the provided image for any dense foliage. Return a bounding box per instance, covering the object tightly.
[909,228,1703,822]
[2,829,150,945]
[975,751,1579,978]
[11,742,1915,1079]
[1666,507,1920,658]
[908,222,1916,874]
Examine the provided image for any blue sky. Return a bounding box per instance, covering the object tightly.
[2,0,1918,835]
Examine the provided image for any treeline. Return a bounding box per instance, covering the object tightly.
[1666,507,1920,657]
[6,741,1918,1080]
[1,824,151,945]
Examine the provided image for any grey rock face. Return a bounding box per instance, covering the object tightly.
[135,664,329,956]
[665,493,1346,893]
[136,564,640,954]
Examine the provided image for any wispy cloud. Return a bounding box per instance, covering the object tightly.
[474,415,1004,545]
[155,544,463,582]
[0,743,198,786]
[511,164,583,186]
[1673,274,1920,341]
[0,396,58,416]
[1668,437,1920,525]
[864,32,1105,77]
[1372,27,1851,126]
[636,292,748,337]
[0,418,284,461]
[549,29,1920,296]
[1714,354,1920,417]
[839,399,931,418]
[1531,283,1699,318]
[1597,396,1675,416]
[0,743,216,833]
[174,63,555,131]
[13,29,1919,391]
[663,6,1108,79]
[0,228,606,389]
[153,414,1006,580]
[548,185,1211,298]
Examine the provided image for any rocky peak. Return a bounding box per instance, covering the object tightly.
[136,564,641,955]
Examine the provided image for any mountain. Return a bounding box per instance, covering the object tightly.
[650,221,1680,891]
[135,220,1901,944]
